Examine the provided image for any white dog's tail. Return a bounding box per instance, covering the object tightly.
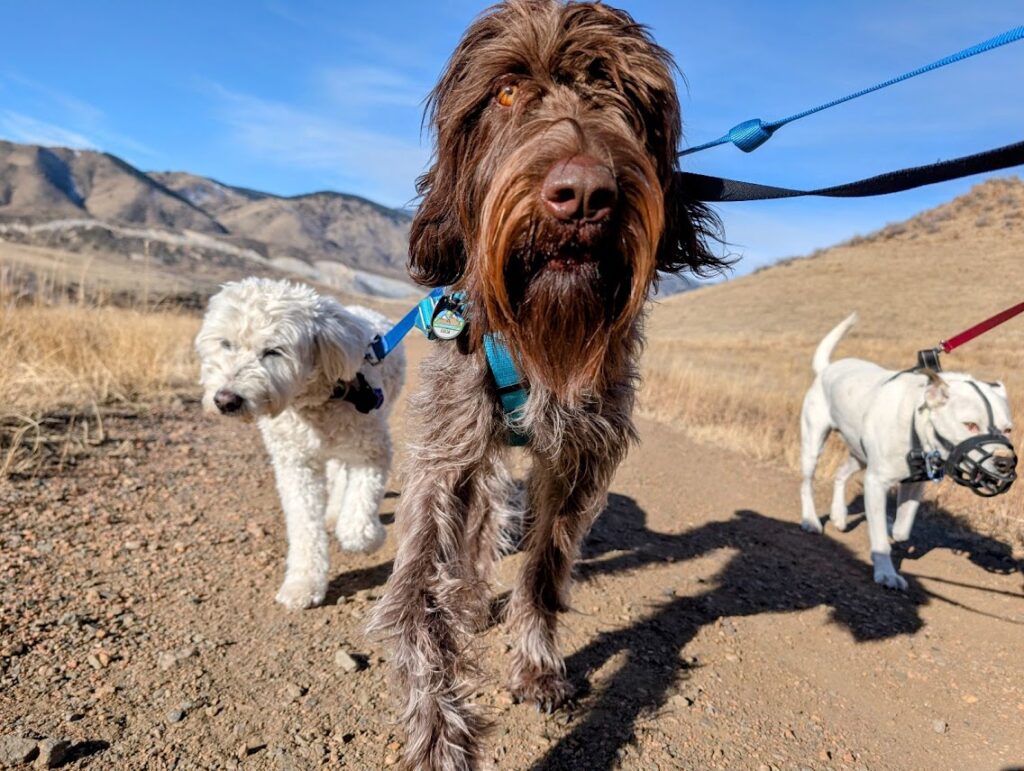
[813,312,858,374]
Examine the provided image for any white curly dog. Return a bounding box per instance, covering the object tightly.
[195,278,405,610]
[800,312,1014,590]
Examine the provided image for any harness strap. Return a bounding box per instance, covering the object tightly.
[483,334,529,447]
[330,372,385,414]
[893,370,947,483]
[965,381,997,429]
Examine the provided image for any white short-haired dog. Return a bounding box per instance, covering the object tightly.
[195,278,405,609]
[800,313,1015,590]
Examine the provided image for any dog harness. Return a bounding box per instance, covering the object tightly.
[365,289,529,446]
[330,372,385,414]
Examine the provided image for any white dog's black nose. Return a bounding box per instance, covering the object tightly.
[992,455,1016,475]
[214,389,244,414]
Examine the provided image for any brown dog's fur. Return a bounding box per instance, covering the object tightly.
[369,2,724,767]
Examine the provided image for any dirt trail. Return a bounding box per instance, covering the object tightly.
[3,369,1023,769]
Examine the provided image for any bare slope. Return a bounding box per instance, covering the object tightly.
[651,176,1024,344]
[0,141,223,234]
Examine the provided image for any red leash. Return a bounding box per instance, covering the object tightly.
[941,302,1024,353]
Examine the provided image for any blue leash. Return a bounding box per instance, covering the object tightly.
[365,287,444,364]
[680,25,1024,157]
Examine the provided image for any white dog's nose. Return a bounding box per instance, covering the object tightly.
[992,454,1016,475]
[214,388,244,414]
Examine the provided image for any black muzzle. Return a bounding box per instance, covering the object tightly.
[944,433,1017,497]
[904,378,1017,497]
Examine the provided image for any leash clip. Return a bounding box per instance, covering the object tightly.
[916,347,943,372]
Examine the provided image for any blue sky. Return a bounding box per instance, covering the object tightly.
[1,1,1021,274]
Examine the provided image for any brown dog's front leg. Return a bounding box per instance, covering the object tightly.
[369,350,503,771]
[507,437,624,712]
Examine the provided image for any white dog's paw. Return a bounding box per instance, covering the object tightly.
[873,570,908,591]
[336,516,386,554]
[275,576,327,610]
[871,553,908,591]
[800,515,824,534]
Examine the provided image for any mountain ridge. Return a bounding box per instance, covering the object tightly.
[0,139,414,284]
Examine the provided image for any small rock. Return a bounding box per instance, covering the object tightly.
[86,655,102,670]
[932,719,948,734]
[36,738,71,768]
[334,650,361,673]
[284,682,307,701]
[0,735,39,765]
[166,708,186,724]
[238,740,266,759]
[157,652,177,672]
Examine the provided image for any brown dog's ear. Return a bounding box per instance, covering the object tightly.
[656,172,729,278]
[408,164,466,287]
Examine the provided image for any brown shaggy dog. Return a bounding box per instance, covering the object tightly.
[369,1,724,767]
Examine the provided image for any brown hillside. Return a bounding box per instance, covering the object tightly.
[650,176,1024,346]
[0,141,224,234]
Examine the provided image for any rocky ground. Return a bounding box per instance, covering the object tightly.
[2,398,1023,770]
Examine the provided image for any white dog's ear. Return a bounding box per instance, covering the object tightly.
[922,369,950,409]
[313,298,365,385]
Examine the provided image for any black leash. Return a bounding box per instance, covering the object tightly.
[679,139,1024,203]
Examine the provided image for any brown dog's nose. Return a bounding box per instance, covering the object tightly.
[541,155,617,222]
[214,388,244,414]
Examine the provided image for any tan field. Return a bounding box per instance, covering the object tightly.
[643,176,1024,546]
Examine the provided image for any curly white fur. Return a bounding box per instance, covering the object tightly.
[195,277,405,609]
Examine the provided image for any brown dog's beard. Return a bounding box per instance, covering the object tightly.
[470,141,663,403]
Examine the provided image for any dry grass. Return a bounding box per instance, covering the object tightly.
[641,177,1024,547]
[0,272,199,476]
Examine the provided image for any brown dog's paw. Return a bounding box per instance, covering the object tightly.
[509,670,575,714]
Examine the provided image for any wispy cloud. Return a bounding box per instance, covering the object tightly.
[0,111,96,149]
[0,73,158,160]
[319,66,427,112]
[206,82,428,206]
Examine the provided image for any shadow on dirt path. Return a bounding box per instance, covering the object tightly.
[534,494,929,771]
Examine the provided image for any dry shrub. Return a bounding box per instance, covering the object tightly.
[1,304,198,411]
[0,298,199,477]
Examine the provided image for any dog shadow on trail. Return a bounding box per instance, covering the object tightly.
[532,495,929,771]
[825,493,1021,577]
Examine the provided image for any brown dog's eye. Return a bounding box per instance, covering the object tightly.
[496,84,518,107]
